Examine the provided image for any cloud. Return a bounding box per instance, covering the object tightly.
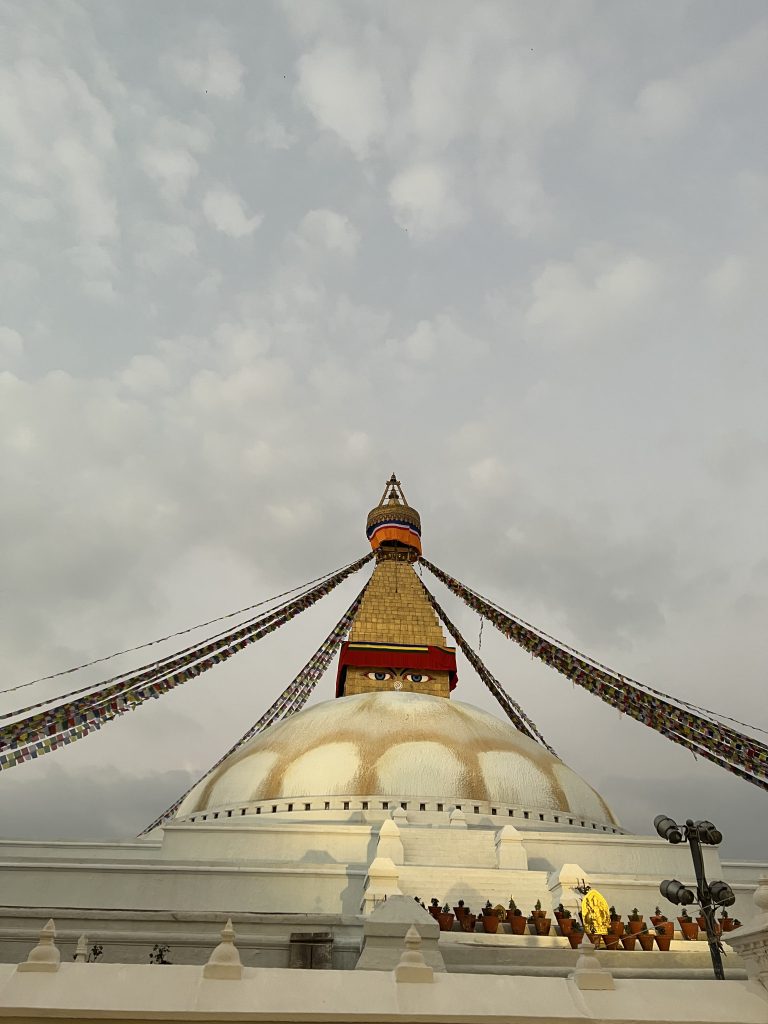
[296,43,387,158]
[389,161,468,237]
[386,312,484,367]
[293,209,359,257]
[705,255,746,305]
[119,354,172,393]
[169,44,244,99]
[213,321,271,363]
[525,250,660,346]
[402,320,437,362]
[0,765,196,841]
[633,21,768,139]
[346,431,369,458]
[0,189,56,223]
[468,456,507,490]
[152,115,213,154]
[0,326,24,362]
[0,58,117,241]
[188,360,293,410]
[635,78,694,137]
[0,260,39,295]
[53,136,118,240]
[66,243,118,300]
[404,41,472,150]
[202,186,263,237]
[481,153,552,237]
[134,221,197,272]
[491,52,583,136]
[251,115,297,151]
[139,145,199,201]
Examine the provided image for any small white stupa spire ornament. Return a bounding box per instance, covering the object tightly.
[17,918,61,973]
[203,918,243,980]
[394,924,434,983]
[74,934,89,963]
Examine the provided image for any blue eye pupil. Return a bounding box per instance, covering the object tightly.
[411,674,423,682]
[374,672,386,681]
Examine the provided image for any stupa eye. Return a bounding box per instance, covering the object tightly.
[367,671,392,681]
[405,673,430,683]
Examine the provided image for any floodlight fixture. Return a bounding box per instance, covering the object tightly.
[659,879,695,905]
[695,820,723,846]
[654,814,683,844]
[709,880,735,908]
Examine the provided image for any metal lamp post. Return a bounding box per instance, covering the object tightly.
[654,815,735,980]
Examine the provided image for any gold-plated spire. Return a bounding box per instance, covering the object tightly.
[335,478,457,699]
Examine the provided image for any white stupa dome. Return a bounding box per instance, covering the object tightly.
[176,692,620,832]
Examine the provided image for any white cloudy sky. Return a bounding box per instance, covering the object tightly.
[1,1,767,859]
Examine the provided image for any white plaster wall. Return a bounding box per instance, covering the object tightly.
[0,839,160,862]
[0,962,766,1023]
[521,832,723,877]
[0,908,362,969]
[0,861,365,915]
[160,821,377,865]
[0,821,763,944]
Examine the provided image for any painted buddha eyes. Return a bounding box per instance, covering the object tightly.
[365,671,431,683]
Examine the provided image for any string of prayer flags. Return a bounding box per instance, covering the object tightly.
[139,585,368,833]
[419,580,555,754]
[0,554,373,771]
[421,557,768,793]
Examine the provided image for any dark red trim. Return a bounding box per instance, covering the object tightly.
[335,642,458,696]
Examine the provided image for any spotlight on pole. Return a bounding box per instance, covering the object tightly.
[659,879,695,905]
[696,820,723,846]
[654,814,684,843]
[654,812,731,980]
[709,880,735,908]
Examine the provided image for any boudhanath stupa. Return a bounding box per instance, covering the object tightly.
[0,477,766,1023]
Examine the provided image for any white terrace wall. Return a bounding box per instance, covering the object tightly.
[0,821,764,941]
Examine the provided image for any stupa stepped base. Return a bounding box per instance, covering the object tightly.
[398,866,553,914]
[439,932,749,979]
[399,828,498,868]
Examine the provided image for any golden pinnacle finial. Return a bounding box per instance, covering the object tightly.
[380,473,409,507]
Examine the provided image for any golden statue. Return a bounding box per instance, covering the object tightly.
[581,889,610,935]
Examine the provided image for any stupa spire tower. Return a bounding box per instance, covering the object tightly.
[335,476,457,698]
[365,473,422,560]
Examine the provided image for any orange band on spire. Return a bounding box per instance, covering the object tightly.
[369,526,422,554]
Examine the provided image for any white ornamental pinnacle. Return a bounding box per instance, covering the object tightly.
[74,934,89,963]
[376,818,404,863]
[570,931,614,991]
[394,924,434,984]
[18,918,61,973]
[449,806,467,828]
[203,918,243,980]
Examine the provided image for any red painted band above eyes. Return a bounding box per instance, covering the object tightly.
[336,642,457,696]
